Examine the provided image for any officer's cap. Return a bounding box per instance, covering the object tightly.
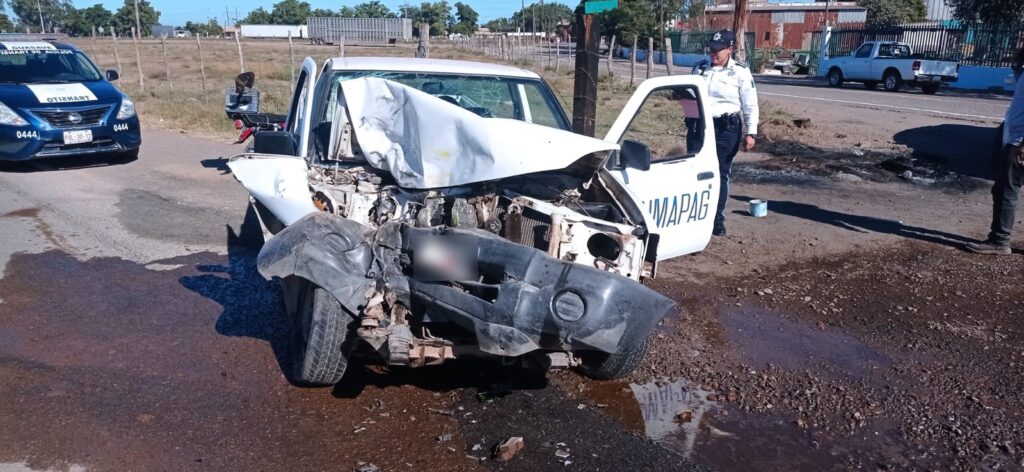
[708,30,736,52]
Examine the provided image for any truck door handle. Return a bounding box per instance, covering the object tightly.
[698,172,715,181]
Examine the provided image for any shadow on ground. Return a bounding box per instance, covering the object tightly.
[893,124,1003,180]
[0,152,137,173]
[733,195,976,249]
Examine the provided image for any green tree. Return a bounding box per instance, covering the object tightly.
[310,8,338,17]
[413,1,451,36]
[242,7,274,24]
[63,3,113,36]
[0,12,12,32]
[857,0,926,28]
[337,6,357,17]
[112,0,160,36]
[511,2,573,33]
[481,16,514,32]
[10,0,72,32]
[270,0,311,24]
[451,2,477,34]
[599,0,658,44]
[353,1,395,18]
[948,0,1024,25]
[185,18,222,36]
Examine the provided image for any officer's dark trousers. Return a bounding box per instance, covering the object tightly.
[712,114,743,229]
[989,144,1024,245]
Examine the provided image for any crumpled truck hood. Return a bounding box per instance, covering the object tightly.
[338,77,619,189]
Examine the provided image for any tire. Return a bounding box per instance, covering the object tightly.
[574,337,651,380]
[284,277,357,386]
[827,68,844,87]
[864,81,878,90]
[921,83,940,95]
[883,70,903,92]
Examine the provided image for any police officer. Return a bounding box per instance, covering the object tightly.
[692,30,759,237]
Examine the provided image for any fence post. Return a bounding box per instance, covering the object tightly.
[416,23,429,58]
[288,31,296,89]
[607,35,616,78]
[196,35,208,100]
[630,36,637,86]
[90,27,100,67]
[111,27,122,75]
[664,37,674,76]
[235,31,245,72]
[339,35,345,58]
[646,37,653,79]
[555,37,561,72]
[161,35,172,92]
[131,27,144,93]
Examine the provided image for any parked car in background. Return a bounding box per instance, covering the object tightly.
[0,40,140,161]
[822,41,959,94]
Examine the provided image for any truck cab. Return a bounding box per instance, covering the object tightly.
[823,41,959,94]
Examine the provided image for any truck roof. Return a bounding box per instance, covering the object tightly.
[329,57,541,80]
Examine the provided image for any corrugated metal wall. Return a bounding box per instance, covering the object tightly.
[306,17,413,44]
[705,11,866,50]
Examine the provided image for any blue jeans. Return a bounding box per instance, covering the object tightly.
[989,144,1023,244]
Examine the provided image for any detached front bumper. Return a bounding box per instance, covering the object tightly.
[257,212,675,358]
[0,113,141,161]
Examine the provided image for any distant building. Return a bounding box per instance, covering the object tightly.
[926,0,955,22]
[702,2,868,50]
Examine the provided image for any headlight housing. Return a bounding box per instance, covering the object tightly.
[0,101,28,126]
[116,96,136,120]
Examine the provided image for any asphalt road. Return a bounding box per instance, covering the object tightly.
[533,47,1011,126]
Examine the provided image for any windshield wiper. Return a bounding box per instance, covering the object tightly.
[33,79,74,84]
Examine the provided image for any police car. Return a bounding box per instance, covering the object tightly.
[0,40,140,161]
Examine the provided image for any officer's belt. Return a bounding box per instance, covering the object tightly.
[712,113,741,126]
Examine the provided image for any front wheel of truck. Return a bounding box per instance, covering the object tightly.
[574,337,651,380]
[283,277,357,386]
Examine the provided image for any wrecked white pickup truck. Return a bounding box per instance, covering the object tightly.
[227,57,720,386]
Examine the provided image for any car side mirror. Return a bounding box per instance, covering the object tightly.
[619,139,652,171]
[106,70,119,81]
[254,130,297,155]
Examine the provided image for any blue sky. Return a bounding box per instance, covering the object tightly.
[79,0,538,26]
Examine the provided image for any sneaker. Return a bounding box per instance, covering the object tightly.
[712,225,727,237]
[965,240,1011,255]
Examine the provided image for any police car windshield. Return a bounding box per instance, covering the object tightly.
[0,50,103,84]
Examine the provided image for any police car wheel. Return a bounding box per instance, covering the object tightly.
[827,68,844,87]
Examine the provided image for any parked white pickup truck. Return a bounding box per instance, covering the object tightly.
[822,41,959,94]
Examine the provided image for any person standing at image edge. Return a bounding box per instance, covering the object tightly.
[966,47,1024,255]
[692,29,760,237]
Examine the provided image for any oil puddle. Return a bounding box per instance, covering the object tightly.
[722,307,891,380]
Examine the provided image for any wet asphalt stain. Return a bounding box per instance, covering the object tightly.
[115,189,226,244]
[1,208,71,251]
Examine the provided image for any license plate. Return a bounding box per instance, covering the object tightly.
[63,129,92,145]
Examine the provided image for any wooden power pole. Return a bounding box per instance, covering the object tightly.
[572,10,600,137]
[732,0,750,63]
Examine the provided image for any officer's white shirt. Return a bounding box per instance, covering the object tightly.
[697,58,760,135]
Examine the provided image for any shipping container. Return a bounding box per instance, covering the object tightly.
[306,17,413,45]
[240,24,307,39]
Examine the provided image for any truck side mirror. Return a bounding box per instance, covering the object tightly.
[619,139,652,171]
[106,70,119,81]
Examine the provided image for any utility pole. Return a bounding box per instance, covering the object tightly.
[133,0,142,38]
[732,0,749,63]
[823,0,831,28]
[36,0,45,34]
[572,10,600,136]
[520,0,525,34]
